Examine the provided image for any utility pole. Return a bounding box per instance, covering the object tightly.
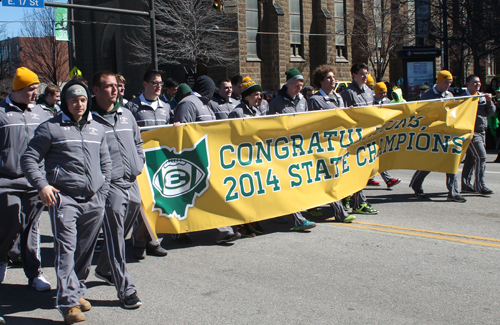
[442,0,449,70]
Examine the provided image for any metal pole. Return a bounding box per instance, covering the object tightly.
[68,0,76,69]
[442,0,449,70]
[149,0,158,70]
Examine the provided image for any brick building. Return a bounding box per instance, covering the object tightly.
[0,36,69,92]
[72,0,414,96]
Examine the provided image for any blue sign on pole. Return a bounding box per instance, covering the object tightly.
[2,0,44,8]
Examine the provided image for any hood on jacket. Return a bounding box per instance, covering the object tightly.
[193,75,216,101]
[60,78,91,122]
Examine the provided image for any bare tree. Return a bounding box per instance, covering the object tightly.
[429,0,500,81]
[21,6,69,85]
[350,0,415,81]
[128,0,238,73]
[0,24,19,87]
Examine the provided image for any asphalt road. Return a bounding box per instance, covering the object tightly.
[2,154,500,324]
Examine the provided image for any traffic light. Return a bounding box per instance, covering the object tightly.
[213,0,223,11]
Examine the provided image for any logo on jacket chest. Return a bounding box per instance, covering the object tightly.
[89,127,99,135]
[120,117,128,124]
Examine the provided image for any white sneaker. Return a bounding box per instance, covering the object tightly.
[0,260,7,283]
[31,273,51,291]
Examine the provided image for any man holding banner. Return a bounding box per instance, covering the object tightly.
[267,69,316,230]
[409,70,466,202]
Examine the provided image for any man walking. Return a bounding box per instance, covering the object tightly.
[91,71,144,309]
[409,70,466,202]
[461,75,495,195]
[0,67,51,291]
[21,79,112,324]
[36,84,61,117]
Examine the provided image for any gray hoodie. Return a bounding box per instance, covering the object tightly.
[21,79,112,200]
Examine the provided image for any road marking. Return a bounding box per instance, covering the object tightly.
[330,221,500,248]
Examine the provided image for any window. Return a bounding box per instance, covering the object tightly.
[335,0,347,60]
[290,0,303,59]
[246,0,259,57]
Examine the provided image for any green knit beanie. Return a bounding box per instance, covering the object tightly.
[285,68,304,84]
[175,83,192,103]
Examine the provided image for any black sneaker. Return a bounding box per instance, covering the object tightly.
[95,270,114,286]
[122,292,142,309]
[478,188,494,195]
[414,189,426,199]
[172,234,193,245]
[215,232,241,244]
[447,195,467,203]
[146,244,168,257]
[461,186,476,193]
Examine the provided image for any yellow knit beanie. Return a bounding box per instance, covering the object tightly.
[13,67,39,91]
[437,70,453,84]
[374,82,387,94]
[366,74,375,87]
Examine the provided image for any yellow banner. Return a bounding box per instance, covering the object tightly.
[137,98,478,236]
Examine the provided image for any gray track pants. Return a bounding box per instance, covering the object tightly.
[462,133,488,191]
[409,170,460,197]
[351,190,368,210]
[0,188,44,281]
[95,182,138,301]
[49,191,105,315]
[329,201,348,221]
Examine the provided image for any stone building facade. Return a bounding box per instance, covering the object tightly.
[72,0,403,97]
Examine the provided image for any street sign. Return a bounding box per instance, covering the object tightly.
[2,0,44,8]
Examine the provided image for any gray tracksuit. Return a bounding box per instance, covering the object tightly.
[305,89,351,219]
[268,86,308,115]
[307,89,344,111]
[265,87,310,226]
[462,90,496,191]
[125,94,171,127]
[341,82,374,107]
[92,105,145,301]
[174,94,216,123]
[409,86,460,197]
[212,92,240,120]
[21,80,112,315]
[0,95,48,281]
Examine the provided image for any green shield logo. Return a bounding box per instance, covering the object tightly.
[144,135,210,220]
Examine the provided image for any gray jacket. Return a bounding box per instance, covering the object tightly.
[464,90,496,133]
[420,86,454,100]
[341,82,374,107]
[21,112,112,200]
[91,106,145,187]
[174,94,215,123]
[307,89,344,110]
[125,93,171,127]
[267,85,308,115]
[373,97,391,105]
[0,95,48,184]
[212,92,240,120]
[228,101,263,119]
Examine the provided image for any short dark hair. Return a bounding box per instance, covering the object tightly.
[164,78,179,88]
[44,84,61,96]
[351,63,369,75]
[312,65,336,89]
[92,71,116,89]
[466,75,480,83]
[217,78,231,88]
[143,70,162,82]
[231,75,243,85]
